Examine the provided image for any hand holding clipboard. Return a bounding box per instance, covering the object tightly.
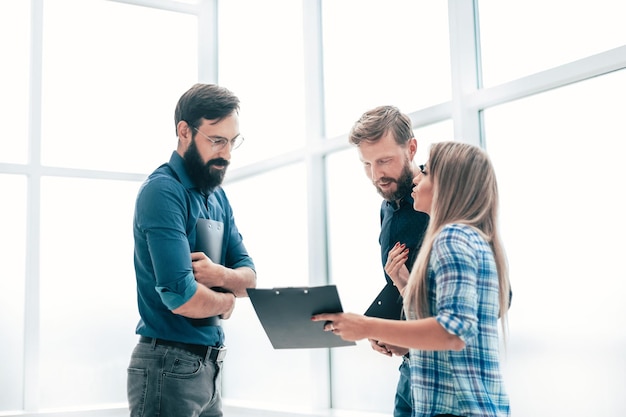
[247,285,355,349]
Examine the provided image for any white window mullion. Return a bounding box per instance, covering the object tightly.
[448,0,482,147]
[23,0,45,411]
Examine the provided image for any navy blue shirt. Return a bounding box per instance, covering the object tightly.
[133,151,255,346]
[379,193,429,286]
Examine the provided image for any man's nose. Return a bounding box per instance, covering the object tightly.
[370,165,384,181]
[217,145,231,161]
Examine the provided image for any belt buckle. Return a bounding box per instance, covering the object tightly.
[208,346,227,362]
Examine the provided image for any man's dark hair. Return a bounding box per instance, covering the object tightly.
[174,83,240,133]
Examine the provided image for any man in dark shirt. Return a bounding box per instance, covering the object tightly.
[127,83,256,417]
[348,105,429,417]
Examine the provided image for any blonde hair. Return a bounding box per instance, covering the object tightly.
[403,141,510,333]
[348,105,414,146]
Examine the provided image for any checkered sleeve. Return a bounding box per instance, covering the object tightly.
[430,224,481,344]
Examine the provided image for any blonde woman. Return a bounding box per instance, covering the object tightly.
[313,141,511,417]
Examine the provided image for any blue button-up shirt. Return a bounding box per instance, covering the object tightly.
[133,151,255,346]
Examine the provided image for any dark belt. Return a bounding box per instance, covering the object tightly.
[189,315,221,327]
[139,336,227,362]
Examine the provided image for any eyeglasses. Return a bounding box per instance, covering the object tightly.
[192,126,244,151]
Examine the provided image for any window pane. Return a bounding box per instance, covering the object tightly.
[218,0,306,169]
[414,119,454,164]
[41,0,198,173]
[0,175,26,412]
[0,1,30,164]
[479,0,626,86]
[484,69,626,416]
[322,0,450,138]
[220,163,315,408]
[39,177,140,408]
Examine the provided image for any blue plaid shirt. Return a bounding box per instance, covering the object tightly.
[409,224,510,417]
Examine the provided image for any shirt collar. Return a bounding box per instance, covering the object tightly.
[168,151,195,191]
[385,191,415,211]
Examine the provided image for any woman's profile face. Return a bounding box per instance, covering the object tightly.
[411,163,433,215]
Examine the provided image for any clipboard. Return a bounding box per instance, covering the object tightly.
[196,218,223,263]
[364,283,404,320]
[247,285,355,349]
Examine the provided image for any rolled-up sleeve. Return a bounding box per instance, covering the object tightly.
[155,279,197,310]
[136,176,198,310]
[148,232,198,310]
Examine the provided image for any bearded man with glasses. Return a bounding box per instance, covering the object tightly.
[127,83,256,417]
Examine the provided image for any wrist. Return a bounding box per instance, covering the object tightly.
[220,264,230,289]
[398,286,406,298]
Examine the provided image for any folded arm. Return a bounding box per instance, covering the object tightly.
[191,252,256,297]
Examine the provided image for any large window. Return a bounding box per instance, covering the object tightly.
[41,0,197,173]
[479,0,626,87]
[484,69,626,416]
[0,1,30,164]
[0,175,27,411]
[322,0,451,139]
[2,0,625,416]
[38,177,138,408]
[1,0,200,413]
[217,0,307,169]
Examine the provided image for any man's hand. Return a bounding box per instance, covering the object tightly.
[220,292,236,320]
[369,338,392,357]
[191,252,256,297]
[191,252,225,288]
[369,339,409,357]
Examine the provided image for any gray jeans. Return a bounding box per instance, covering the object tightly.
[127,340,223,417]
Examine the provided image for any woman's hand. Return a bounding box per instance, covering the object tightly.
[311,312,372,342]
[385,242,410,292]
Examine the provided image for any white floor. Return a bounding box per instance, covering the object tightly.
[1,404,391,417]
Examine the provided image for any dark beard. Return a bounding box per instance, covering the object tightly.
[375,162,414,202]
[183,138,229,193]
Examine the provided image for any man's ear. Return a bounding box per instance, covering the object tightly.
[408,137,418,160]
[177,121,192,143]
[176,121,193,154]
